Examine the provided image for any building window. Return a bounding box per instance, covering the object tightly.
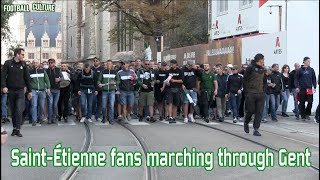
[240,0,253,10]
[42,40,49,47]
[28,40,35,47]
[57,53,62,59]
[117,11,133,52]
[57,40,62,47]
[42,53,49,60]
[28,53,35,59]
[217,0,228,16]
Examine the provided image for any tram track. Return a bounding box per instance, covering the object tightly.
[190,119,319,172]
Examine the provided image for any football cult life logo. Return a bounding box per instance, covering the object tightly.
[236,14,243,31]
[274,36,282,54]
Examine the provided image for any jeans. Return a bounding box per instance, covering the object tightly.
[119,90,135,106]
[8,89,25,130]
[48,89,60,123]
[102,91,115,122]
[292,89,299,115]
[1,94,8,118]
[270,94,280,119]
[262,94,271,119]
[229,93,241,119]
[31,90,46,123]
[92,91,102,118]
[281,89,290,113]
[80,90,94,119]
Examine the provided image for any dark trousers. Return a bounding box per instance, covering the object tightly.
[199,91,210,118]
[58,88,70,118]
[72,94,81,119]
[244,93,265,130]
[299,89,313,118]
[8,89,25,130]
[239,94,245,118]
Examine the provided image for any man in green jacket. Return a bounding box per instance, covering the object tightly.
[97,60,117,124]
[30,60,51,126]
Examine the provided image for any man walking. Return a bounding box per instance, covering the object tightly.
[1,48,32,137]
[91,57,104,121]
[215,64,228,122]
[243,54,266,136]
[289,63,300,119]
[295,57,317,120]
[97,60,117,124]
[29,60,51,126]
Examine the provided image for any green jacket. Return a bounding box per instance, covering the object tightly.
[97,69,117,92]
[29,68,50,90]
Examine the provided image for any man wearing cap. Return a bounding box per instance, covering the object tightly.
[154,61,168,121]
[226,65,243,123]
[225,64,234,117]
[181,60,202,123]
[137,60,156,122]
[116,59,138,123]
[91,57,104,121]
[165,59,184,123]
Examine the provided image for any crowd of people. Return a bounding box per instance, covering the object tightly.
[1,48,319,138]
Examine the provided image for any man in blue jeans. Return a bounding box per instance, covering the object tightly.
[91,57,104,121]
[46,58,63,124]
[116,59,138,124]
[97,60,117,124]
[289,63,300,119]
[29,60,51,126]
[226,65,243,123]
[76,63,98,123]
[270,64,283,121]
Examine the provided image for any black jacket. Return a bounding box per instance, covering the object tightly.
[216,73,228,97]
[182,66,202,90]
[46,67,63,90]
[226,73,243,94]
[1,58,32,93]
[270,71,283,95]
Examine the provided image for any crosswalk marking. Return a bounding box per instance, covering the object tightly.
[160,120,185,125]
[196,121,221,125]
[22,123,42,127]
[58,120,76,126]
[128,119,150,126]
[92,121,110,126]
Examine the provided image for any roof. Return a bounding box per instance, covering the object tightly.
[24,12,61,47]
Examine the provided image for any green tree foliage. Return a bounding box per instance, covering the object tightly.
[7,44,23,59]
[1,0,16,41]
[166,1,208,49]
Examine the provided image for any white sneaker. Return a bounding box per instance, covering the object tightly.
[233,118,237,123]
[184,118,188,123]
[87,118,93,123]
[188,114,195,123]
[97,118,102,122]
[239,117,244,122]
[91,115,96,121]
[80,117,86,123]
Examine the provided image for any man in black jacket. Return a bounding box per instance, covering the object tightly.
[243,54,266,136]
[270,63,283,121]
[215,64,228,122]
[1,48,32,137]
[46,58,63,124]
[226,65,243,123]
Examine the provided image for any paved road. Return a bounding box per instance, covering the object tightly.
[1,114,318,180]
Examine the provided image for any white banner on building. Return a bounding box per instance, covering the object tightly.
[242,31,287,68]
